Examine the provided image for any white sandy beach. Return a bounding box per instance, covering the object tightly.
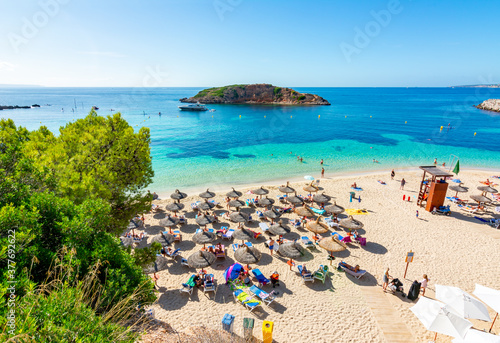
[137,169,500,343]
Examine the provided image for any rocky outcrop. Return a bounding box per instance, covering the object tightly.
[475,99,500,113]
[179,84,330,105]
[0,105,39,110]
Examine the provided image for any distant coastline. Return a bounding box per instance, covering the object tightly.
[452,84,500,88]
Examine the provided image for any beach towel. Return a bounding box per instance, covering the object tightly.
[351,187,363,191]
[345,209,369,215]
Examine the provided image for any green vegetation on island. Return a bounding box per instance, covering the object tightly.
[180,83,330,105]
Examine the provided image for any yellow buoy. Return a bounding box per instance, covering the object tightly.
[212,115,213,118]
[370,116,372,118]
[405,121,407,124]
[474,132,476,136]
[239,115,241,118]
[318,115,320,119]
[264,115,266,118]
[440,126,443,130]
[345,116,347,118]
[290,116,292,118]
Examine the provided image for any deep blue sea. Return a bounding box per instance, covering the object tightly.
[1,87,500,194]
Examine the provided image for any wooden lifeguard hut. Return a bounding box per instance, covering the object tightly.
[417,166,454,212]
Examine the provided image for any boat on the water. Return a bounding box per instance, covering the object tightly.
[92,106,99,110]
[178,103,208,111]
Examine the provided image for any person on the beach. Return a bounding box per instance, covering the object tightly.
[152,273,159,289]
[400,178,406,190]
[225,196,230,210]
[300,265,310,276]
[391,169,395,180]
[434,158,437,165]
[416,210,419,219]
[312,234,321,244]
[352,182,357,188]
[270,271,279,288]
[269,239,275,255]
[152,192,158,200]
[321,167,325,178]
[420,274,429,296]
[442,162,445,167]
[382,268,391,291]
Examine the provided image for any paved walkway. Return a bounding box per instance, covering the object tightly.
[359,286,416,343]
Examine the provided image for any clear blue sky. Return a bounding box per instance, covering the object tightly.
[0,0,499,87]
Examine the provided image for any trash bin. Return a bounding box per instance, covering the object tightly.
[262,320,273,343]
[349,191,355,202]
[243,317,254,340]
[221,313,235,334]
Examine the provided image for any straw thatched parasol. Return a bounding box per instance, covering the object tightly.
[170,189,187,202]
[278,241,304,259]
[226,187,242,198]
[230,211,248,223]
[287,195,303,204]
[306,217,329,234]
[197,200,216,211]
[313,192,330,203]
[449,185,468,193]
[294,206,314,217]
[263,207,281,220]
[143,255,170,274]
[339,216,364,230]
[259,196,275,206]
[234,245,262,265]
[192,230,217,245]
[318,236,347,254]
[199,188,215,199]
[279,181,295,194]
[477,185,498,194]
[120,236,134,247]
[303,183,319,193]
[195,214,215,226]
[470,195,492,204]
[269,220,291,235]
[324,202,345,215]
[233,227,254,241]
[159,215,180,227]
[252,186,269,195]
[165,202,185,212]
[228,199,246,209]
[161,232,175,244]
[187,250,216,268]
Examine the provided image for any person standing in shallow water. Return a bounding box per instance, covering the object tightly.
[321,167,325,178]
[320,159,323,165]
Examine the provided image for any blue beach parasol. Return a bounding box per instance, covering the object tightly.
[304,175,315,181]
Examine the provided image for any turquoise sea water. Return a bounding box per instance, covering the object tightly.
[1,87,500,193]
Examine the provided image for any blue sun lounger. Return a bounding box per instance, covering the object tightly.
[251,269,270,287]
[233,289,261,312]
[249,285,276,306]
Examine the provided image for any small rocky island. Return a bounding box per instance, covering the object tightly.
[475,99,500,113]
[179,84,330,105]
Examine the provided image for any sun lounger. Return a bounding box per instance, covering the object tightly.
[251,269,270,287]
[233,289,262,312]
[259,223,270,233]
[166,248,181,258]
[324,217,339,228]
[215,245,226,258]
[180,274,196,295]
[313,265,328,283]
[338,262,367,279]
[301,236,315,249]
[173,230,182,242]
[458,204,479,214]
[249,285,276,306]
[191,201,201,210]
[181,258,189,267]
[222,228,235,240]
[203,274,216,293]
[232,242,253,252]
[309,207,326,215]
[297,265,314,282]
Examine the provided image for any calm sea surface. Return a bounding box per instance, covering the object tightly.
[1,87,500,194]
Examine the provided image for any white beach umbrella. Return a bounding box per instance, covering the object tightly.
[452,328,500,343]
[473,284,500,332]
[410,297,472,341]
[436,285,491,322]
[304,175,314,181]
